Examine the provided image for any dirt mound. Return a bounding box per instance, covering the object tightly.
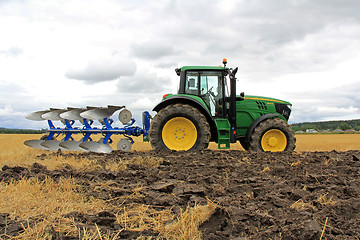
[1,150,359,239]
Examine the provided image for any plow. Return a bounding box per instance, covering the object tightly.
[24,106,151,153]
[25,59,296,153]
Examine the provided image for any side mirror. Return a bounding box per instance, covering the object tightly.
[239,92,245,101]
[232,67,238,76]
[175,68,181,76]
[228,67,238,80]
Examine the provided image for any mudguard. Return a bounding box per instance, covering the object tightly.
[153,95,211,117]
[153,95,217,140]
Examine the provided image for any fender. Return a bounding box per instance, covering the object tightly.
[153,95,217,140]
[153,95,211,115]
[245,113,280,142]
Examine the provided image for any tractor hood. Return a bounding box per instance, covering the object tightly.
[240,95,292,121]
[243,95,291,105]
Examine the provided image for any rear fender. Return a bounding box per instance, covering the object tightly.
[153,96,216,140]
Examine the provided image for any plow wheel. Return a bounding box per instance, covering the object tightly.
[149,104,210,151]
[117,139,132,152]
[249,118,296,152]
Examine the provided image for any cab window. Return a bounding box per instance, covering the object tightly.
[185,71,199,95]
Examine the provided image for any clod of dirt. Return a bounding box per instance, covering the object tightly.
[0,166,32,182]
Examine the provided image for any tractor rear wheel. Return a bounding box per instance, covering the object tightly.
[249,118,296,152]
[149,104,210,151]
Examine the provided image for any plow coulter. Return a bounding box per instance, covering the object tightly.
[24,106,151,153]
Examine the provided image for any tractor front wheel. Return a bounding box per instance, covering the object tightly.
[149,104,210,151]
[249,118,296,152]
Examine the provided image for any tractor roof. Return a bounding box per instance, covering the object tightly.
[180,66,228,71]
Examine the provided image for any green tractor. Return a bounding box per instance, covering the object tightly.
[149,59,296,152]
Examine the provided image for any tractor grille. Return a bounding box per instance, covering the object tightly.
[275,103,291,120]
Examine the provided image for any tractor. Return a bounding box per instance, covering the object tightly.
[24,59,295,153]
[149,59,296,152]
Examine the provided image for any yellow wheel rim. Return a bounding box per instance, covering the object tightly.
[162,117,197,151]
[261,129,287,152]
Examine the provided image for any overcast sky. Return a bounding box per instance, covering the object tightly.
[1,0,360,129]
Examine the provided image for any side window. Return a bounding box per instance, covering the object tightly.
[200,76,208,95]
[185,72,198,95]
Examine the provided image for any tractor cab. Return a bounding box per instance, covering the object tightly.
[176,66,229,117]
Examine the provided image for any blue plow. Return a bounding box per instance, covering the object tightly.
[24,106,151,153]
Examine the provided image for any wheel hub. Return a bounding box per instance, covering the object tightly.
[162,117,197,150]
[261,129,287,152]
[268,136,278,147]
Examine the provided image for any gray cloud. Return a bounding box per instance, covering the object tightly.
[236,0,360,43]
[154,62,178,69]
[157,0,360,72]
[116,68,171,94]
[289,82,360,123]
[131,41,177,60]
[1,0,360,129]
[65,56,136,83]
[0,82,40,129]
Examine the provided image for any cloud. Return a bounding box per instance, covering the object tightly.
[289,82,360,123]
[236,0,360,43]
[116,68,171,94]
[162,0,360,74]
[154,62,178,69]
[65,55,137,83]
[1,0,360,129]
[0,47,23,57]
[291,104,359,123]
[131,41,177,60]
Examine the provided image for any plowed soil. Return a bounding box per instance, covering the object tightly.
[1,150,359,239]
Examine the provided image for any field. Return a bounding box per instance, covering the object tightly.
[0,134,359,239]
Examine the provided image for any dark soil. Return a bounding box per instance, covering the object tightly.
[1,150,359,239]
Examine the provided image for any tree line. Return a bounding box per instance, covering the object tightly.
[0,128,45,134]
[291,119,360,132]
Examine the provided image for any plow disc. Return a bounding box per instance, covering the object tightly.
[59,140,85,151]
[40,140,66,151]
[79,141,113,153]
[24,106,151,153]
[25,110,51,121]
[24,139,48,150]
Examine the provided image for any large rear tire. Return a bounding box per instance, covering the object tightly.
[249,118,296,152]
[149,104,210,151]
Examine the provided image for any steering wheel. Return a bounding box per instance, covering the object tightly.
[206,86,215,97]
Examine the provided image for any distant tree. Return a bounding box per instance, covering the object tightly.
[291,119,360,133]
[338,123,351,131]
